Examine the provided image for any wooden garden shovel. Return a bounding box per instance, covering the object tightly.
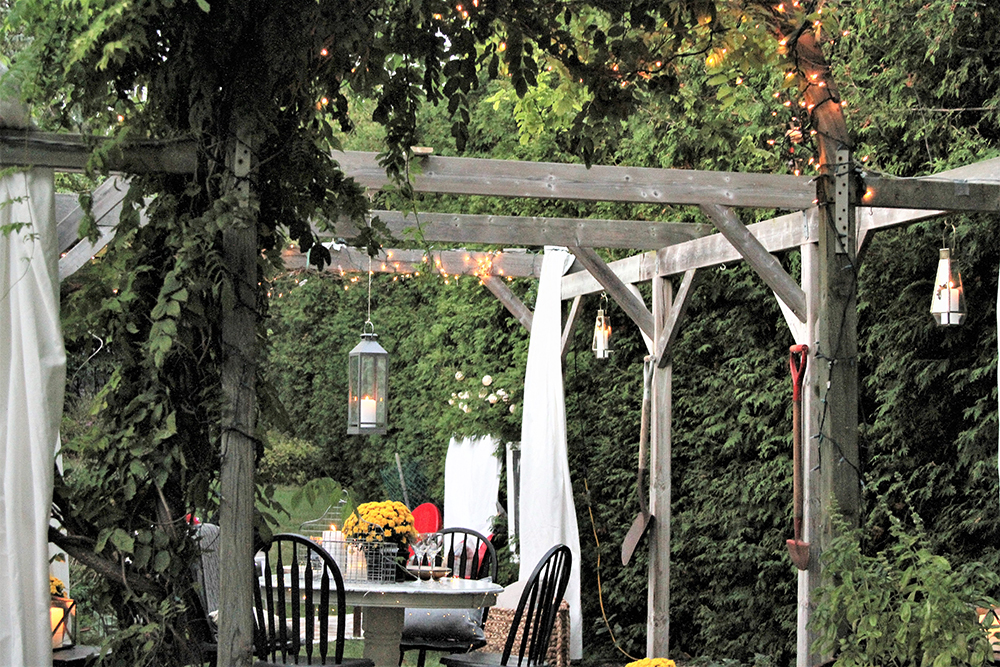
[786,345,810,571]
[622,358,655,565]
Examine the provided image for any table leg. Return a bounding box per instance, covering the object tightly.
[362,606,405,667]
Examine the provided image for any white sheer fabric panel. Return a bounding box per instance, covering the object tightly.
[444,435,501,539]
[0,168,64,667]
[517,247,582,659]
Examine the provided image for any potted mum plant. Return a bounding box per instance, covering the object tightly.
[343,500,418,580]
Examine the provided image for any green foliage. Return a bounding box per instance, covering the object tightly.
[812,515,998,667]
[257,430,326,486]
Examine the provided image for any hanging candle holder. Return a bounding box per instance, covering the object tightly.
[348,257,389,434]
[930,225,966,326]
[592,293,612,359]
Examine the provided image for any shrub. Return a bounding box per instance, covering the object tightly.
[811,515,998,667]
[258,430,326,486]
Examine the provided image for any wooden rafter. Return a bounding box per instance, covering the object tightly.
[655,269,698,368]
[336,150,819,209]
[568,246,655,340]
[561,295,583,361]
[281,246,545,279]
[700,204,806,322]
[481,274,533,333]
[0,129,197,174]
[329,210,713,250]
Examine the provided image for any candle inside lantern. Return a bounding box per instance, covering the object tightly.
[51,607,65,649]
[360,396,377,425]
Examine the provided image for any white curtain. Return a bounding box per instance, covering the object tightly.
[444,435,501,539]
[0,167,64,667]
[518,246,582,660]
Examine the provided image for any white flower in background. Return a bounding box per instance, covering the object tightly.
[458,390,470,400]
[455,371,465,381]
[448,399,455,405]
[482,375,493,386]
[488,393,498,404]
[509,403,517,413]
[462,404,471,414]
[458,402,468,412]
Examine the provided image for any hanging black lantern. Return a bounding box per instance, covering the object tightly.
[347,322,389,435]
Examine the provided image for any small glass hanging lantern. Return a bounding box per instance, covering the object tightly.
[592,293,612,359]
[930,231,966,326]
[348,256,389,434]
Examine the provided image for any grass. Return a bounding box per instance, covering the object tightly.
[265,484,340,535]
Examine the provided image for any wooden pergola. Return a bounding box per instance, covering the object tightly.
[8,100,1000,666]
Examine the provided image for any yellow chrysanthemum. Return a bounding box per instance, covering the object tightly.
[625,659,676,667]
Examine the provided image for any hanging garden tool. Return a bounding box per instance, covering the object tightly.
[786,344,810,571]
[622,357,656,565]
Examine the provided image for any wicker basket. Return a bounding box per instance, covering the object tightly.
[483,600,569,667]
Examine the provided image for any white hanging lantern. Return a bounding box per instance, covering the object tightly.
[930,247,965,326]
[347,323,389,434]
[592,294,612,359]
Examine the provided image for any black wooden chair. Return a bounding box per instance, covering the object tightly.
[399,528,498,667]
[254,533,373,667]
[439,544,571,667]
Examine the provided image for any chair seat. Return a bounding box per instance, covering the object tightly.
[440,651,548,667]
[254,660,373,667]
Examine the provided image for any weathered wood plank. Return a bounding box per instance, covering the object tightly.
[568,246,655,340]
[57,177,129,254]
[482,274,533,333]
[559,210,816,300]
[0,129,197,174]
[282,246,545,279]
[655,270,698,368]
[700,204,806,322]
[561,252,657,300]
[659,210,815,277]
[329,210,713,250]
[862,173,1000,212]
[58,225,117,282]
[336,151,818,209]
[648,276,672,658]
[856,157,1000,251]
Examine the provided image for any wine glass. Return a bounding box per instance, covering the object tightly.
[410,534,430,584]
[425,532,444,579]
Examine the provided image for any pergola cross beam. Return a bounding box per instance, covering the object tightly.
[700,203,807,322]
[568,245,655,340]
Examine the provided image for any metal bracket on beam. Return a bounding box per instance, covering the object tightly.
[835,149,851,254]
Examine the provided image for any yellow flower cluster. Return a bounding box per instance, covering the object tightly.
[343,500,418,546]
[50,575,65,597]
[625,659,676,667]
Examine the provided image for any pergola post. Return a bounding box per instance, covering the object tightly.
[794,30,862,667]
[798,233,821,666]
[647,275,673,656]
[217,122,258,667]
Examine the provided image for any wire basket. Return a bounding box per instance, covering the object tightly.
[301,498,401,583]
